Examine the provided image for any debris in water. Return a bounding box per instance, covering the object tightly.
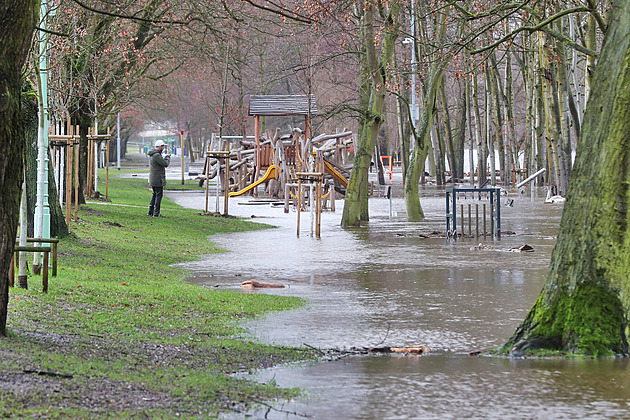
[240,280,286,288]
[509,244,534,252]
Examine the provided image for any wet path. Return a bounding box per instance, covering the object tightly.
[169,187,630,419]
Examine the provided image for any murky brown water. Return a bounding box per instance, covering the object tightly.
[169,184,630,419]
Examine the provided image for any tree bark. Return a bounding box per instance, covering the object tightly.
[0,0,39,336]
[505,0,630,356]
[404,62,446,220]
[341,1,399,227]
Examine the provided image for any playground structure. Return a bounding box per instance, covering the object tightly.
[199,95,355,219]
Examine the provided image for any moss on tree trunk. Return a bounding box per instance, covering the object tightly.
[505,0,630,357]
[0,0,39,335]
[341,2,399,227]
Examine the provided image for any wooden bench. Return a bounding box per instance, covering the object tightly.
[10,238,59,292]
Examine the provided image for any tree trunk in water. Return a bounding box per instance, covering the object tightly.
[453,79,467,182]
[341,1,399,227]
[484,66,496,186]
[0,0,39,336]
[471,72,486,186]
[404,64,445,221]
[465,80,475,185]
[431,120,445,186]
[505,0,630,356]
[489,53,505,184]
[440,83,456,181]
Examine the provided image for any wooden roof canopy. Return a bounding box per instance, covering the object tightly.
[248,94,317,116]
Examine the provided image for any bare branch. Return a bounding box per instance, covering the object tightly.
[239,0,314,24]
[470,6,591,55]
[586,0,607,34]
[71,0,191,25]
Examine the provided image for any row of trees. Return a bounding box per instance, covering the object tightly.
[16,1,610,228]
[1,0,629,354]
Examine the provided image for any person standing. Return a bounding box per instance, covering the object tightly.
[147,139,171,217]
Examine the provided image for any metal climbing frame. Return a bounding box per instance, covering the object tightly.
[446,187,501,239]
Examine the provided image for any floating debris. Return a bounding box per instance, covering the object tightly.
[509,244,534,252]
[240,280,286,288]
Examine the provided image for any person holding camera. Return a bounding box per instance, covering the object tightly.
[147,139,171,217]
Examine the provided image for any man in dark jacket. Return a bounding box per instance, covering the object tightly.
[147,139,171,217]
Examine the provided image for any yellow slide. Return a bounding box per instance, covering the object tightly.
[228,165,278,197]
[323,160,348,188]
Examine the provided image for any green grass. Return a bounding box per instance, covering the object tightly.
[1,170,315,418]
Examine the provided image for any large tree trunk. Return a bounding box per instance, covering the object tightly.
[404,63,445,221]
[471,72,486,186]
[505,0,630,357]
[341,1,399,227]
[0,0,39,336]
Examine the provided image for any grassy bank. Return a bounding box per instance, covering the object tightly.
[1,171,315,418]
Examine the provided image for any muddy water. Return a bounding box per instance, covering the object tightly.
[169,186,630,419]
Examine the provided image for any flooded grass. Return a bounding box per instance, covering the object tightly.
[1,173,317,418]
[174,184,630,419]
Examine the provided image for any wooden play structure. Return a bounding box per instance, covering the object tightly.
[199,95,355,221]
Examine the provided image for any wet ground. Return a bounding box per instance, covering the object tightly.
[168,181,630,420]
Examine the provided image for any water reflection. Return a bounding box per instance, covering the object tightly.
[169,186,629,419]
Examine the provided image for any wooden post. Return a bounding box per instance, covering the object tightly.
[106,137,110,200]
[42,250,49,293]
[74,140,79,222]
[65,142,72,226]
[297,178,301,237]
[223,154,229,216]
[52,241,57,277]
[330,182,336,212]
[254,116,260,182]
[204,153,210,213]
[87,129,92,198]
[315,177,321,238]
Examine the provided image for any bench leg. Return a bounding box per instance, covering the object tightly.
[42,251,49,293]
[52,243,57,277]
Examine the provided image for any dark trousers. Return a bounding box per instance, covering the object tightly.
[149,186,163,216]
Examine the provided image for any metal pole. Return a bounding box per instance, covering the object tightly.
[460,204,464,237]
[309,184,314,237]
[180,131,185,185]
[516,168,545,189]
[116,112,121,170]
[475,204,479,238]
[297,179,301,237]
[34,0,51,260]
[223,155,229,216]
[483,203,487,238]
[409,0,418,149]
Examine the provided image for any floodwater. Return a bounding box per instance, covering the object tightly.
[169,183,630,419]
